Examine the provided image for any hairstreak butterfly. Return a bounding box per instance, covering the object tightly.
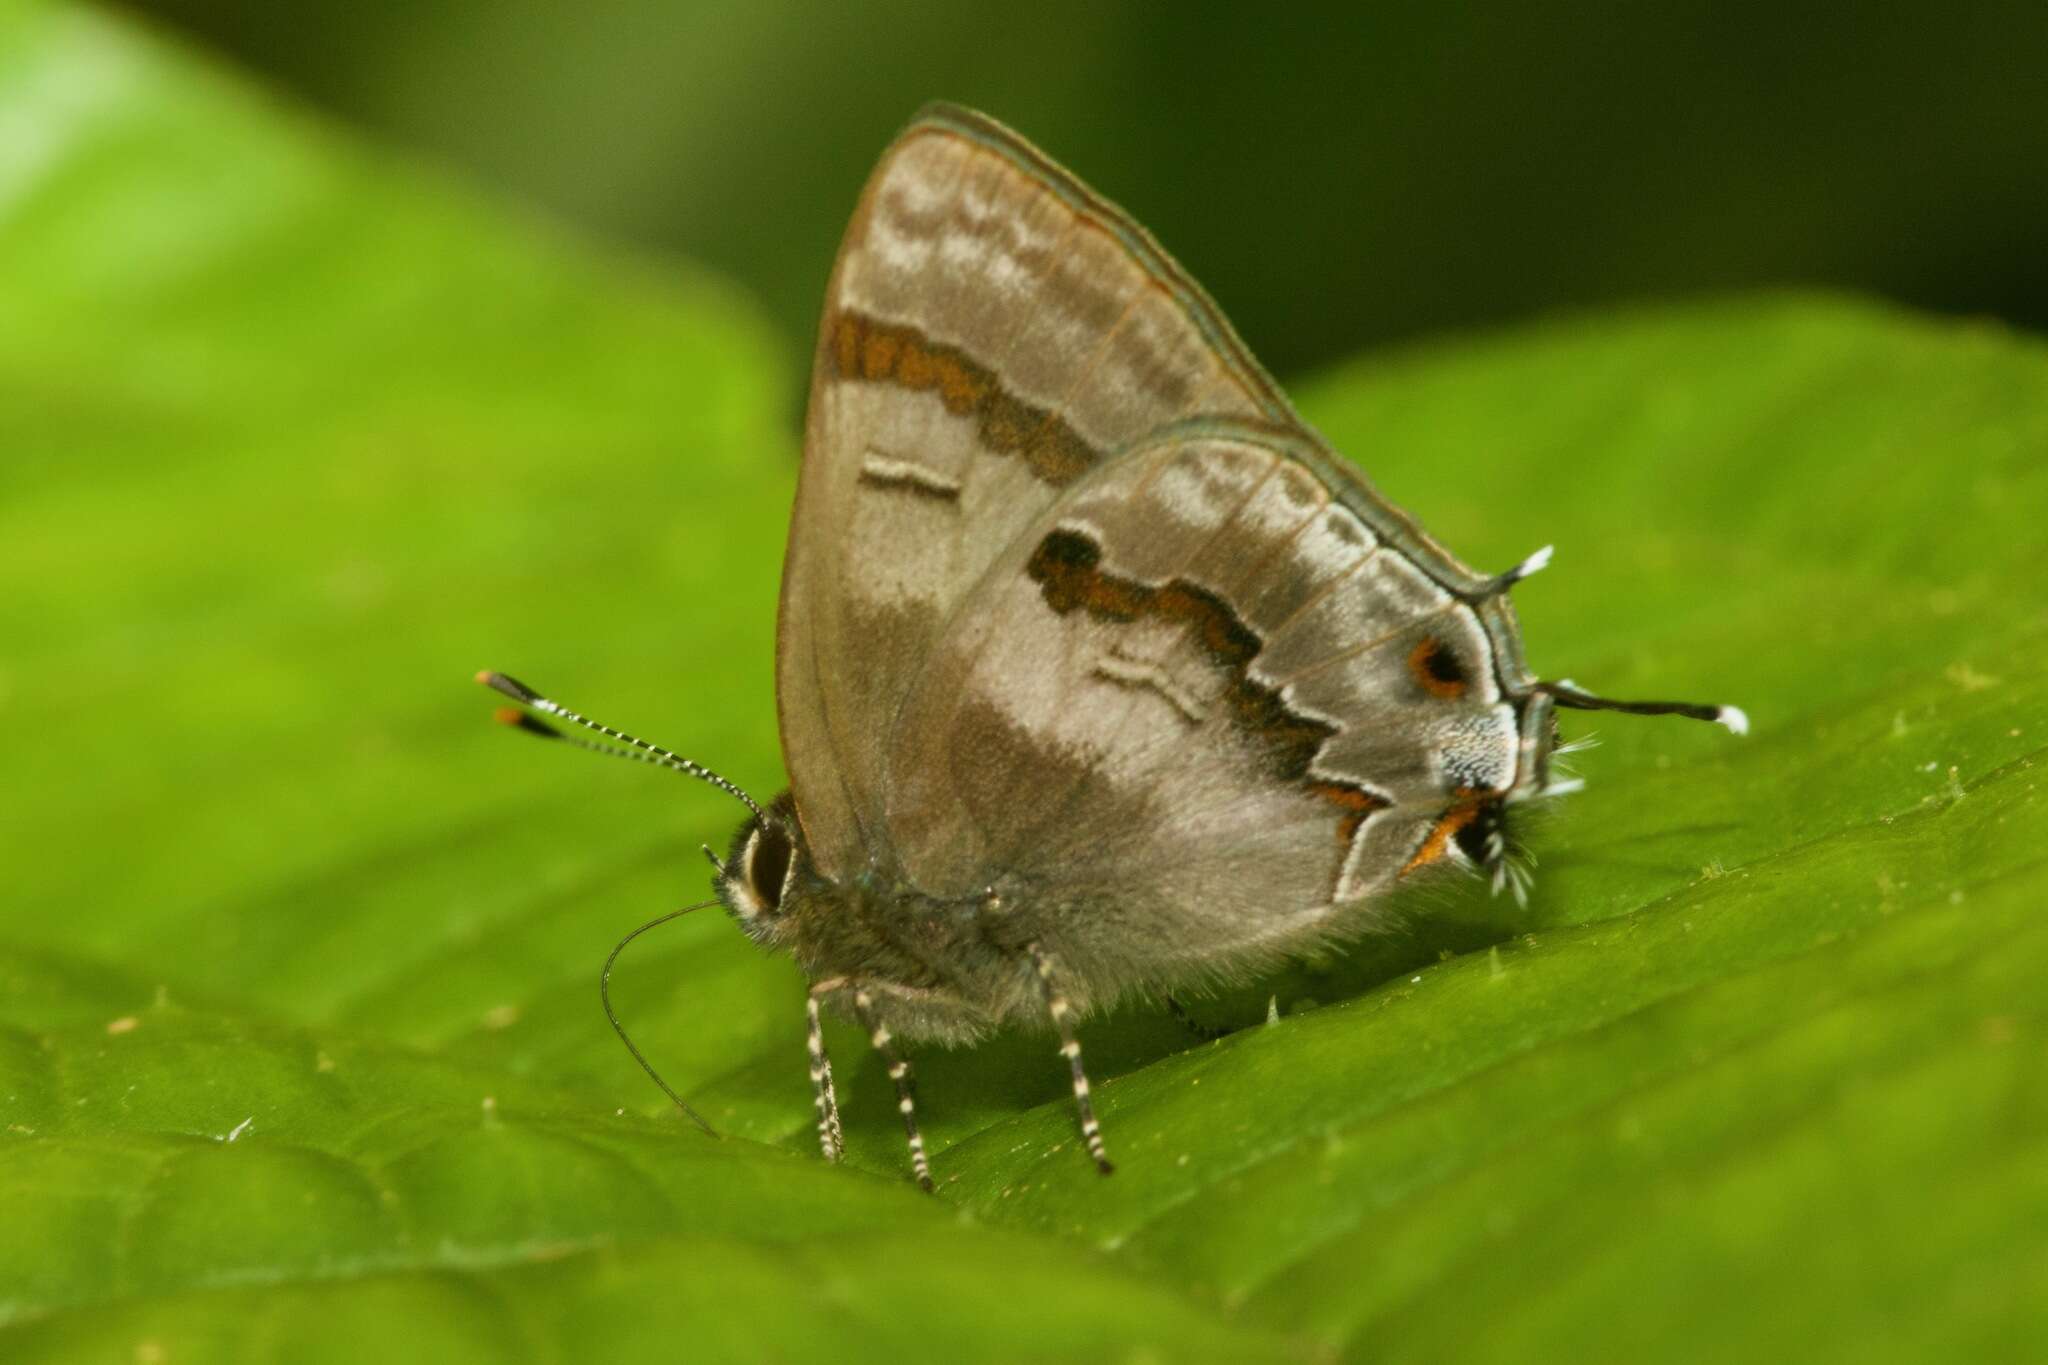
[483,104,1743,1191]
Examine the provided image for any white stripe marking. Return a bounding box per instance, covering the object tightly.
[860,453,963,499]
[1092,654,1205,724]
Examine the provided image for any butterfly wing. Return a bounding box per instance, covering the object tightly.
[883,425,1535,992]
[779,105,1296,877]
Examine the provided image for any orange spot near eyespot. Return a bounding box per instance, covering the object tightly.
[1408,636,1467,699]
[1403,800,1481,873]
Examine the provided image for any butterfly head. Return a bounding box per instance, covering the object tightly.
[1431,665,1744,904]
[715,792,809,948]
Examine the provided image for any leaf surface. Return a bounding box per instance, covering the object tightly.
[2,5,2041,1361]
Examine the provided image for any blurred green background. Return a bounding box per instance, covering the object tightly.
[116,0,2048,378]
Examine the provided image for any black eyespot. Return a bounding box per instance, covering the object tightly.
[1408,636,1469,699]
[745,818,792,912]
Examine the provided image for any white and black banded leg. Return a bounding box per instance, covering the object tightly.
[804,980,846,1163]
[1028,944,1114,1175]
[853,988,935,1192]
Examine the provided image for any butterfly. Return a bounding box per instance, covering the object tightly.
[483,103,1743,1191]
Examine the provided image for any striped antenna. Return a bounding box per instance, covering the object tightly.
[476,671,769,824]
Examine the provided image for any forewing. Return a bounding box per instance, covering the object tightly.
[884,428,1521,987]
[777,106,1291,878]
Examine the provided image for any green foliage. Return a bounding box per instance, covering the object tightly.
[3,5,2042,1361]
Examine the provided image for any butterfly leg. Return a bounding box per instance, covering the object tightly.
[1027,944,1114,1175]
[804,978,846,1163]
[851,988,936,1192]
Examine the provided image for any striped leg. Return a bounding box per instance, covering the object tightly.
[804,981,845,1163]
[853,988,935,1193]
[1028,944,1114,1175]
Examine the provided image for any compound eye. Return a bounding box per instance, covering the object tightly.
[743,819,794,913]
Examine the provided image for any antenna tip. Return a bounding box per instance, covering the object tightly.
[1715,705,1750,737]
[1485,544,1555,597]
[476,671,540,705]
[491,706,524,727]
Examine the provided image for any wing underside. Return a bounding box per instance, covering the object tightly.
[883,429,1521,987]
[777,107,1286,877]
[779,109,1530,984]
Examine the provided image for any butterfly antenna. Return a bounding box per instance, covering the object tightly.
[1476,544,1554,597]
[1477,550,1746,734]
[476,671,769,824]
[601,899,719,1136]
[1536,679,1749,735]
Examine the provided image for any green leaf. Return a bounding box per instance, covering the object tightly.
[3,4,2042,1362]
[0,6,1289,1362]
